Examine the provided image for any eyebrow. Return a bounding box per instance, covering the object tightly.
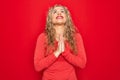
[53,9,64,11]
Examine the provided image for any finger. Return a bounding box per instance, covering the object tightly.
[59,34,63,41]
[61,40,64,52]
[60,41,63,52]
[58,40,62,53]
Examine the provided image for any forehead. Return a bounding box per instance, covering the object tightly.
[53,6,64,10]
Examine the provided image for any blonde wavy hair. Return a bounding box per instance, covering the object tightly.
[45,4,78,55]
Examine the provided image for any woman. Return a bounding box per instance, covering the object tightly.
[34,4,87,80]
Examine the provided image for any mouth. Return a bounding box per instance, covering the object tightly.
[56,16,64,19]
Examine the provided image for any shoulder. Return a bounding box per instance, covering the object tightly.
[74,32,83,40]
[37,32,47,42]
[74,32,85,44]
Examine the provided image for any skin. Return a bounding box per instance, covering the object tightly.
[51,6,67,57]
[52,7,66,25]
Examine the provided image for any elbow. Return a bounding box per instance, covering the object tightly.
[80,61,87,69]
[79,58,87,69]
[34,65,40,72]
[34,61,42,72]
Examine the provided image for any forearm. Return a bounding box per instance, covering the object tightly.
[34,53,57,72]
[62,51,87,68]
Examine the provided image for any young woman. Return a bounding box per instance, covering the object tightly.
[34,4,87,80]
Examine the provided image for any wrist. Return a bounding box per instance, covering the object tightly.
[54,51,60,58]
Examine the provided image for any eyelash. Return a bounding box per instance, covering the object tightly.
[53,11,56,14]
[53,10,65,14]
[61,10,64,13]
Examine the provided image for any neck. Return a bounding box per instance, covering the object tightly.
[54,25,64,35]
[54,25,65,41]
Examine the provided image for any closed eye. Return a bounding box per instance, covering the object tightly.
[53,10,57,14]
[61,10,65,13]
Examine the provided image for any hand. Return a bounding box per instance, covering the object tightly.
[54,34,65,57]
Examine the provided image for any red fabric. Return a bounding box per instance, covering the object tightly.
[34,33,87,80]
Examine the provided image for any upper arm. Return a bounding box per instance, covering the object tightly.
[75,33,87,65]
[34,33,46,65]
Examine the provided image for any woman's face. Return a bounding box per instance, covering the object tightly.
[51,6,67,25]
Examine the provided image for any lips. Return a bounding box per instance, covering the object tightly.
[56,16,64,19]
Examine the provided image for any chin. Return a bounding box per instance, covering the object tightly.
[55,22,65,25]
[53,21,66,25]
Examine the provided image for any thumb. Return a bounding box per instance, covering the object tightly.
[60,34,63,41]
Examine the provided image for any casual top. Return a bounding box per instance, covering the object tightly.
[34,32,87,80]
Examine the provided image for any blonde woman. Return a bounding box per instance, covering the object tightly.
[34,4,87,80]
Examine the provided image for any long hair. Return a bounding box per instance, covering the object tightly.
[45,4,78,55]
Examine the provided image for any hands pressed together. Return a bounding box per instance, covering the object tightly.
[54,34,65,57]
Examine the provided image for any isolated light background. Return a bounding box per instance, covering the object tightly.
[1,0,119,80]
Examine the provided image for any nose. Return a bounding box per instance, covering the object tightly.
[57,11,61,15]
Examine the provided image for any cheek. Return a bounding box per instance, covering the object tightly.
[63,15,67,21]
[52,14,57,21]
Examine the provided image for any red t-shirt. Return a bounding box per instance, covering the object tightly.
[34,32,87,80]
